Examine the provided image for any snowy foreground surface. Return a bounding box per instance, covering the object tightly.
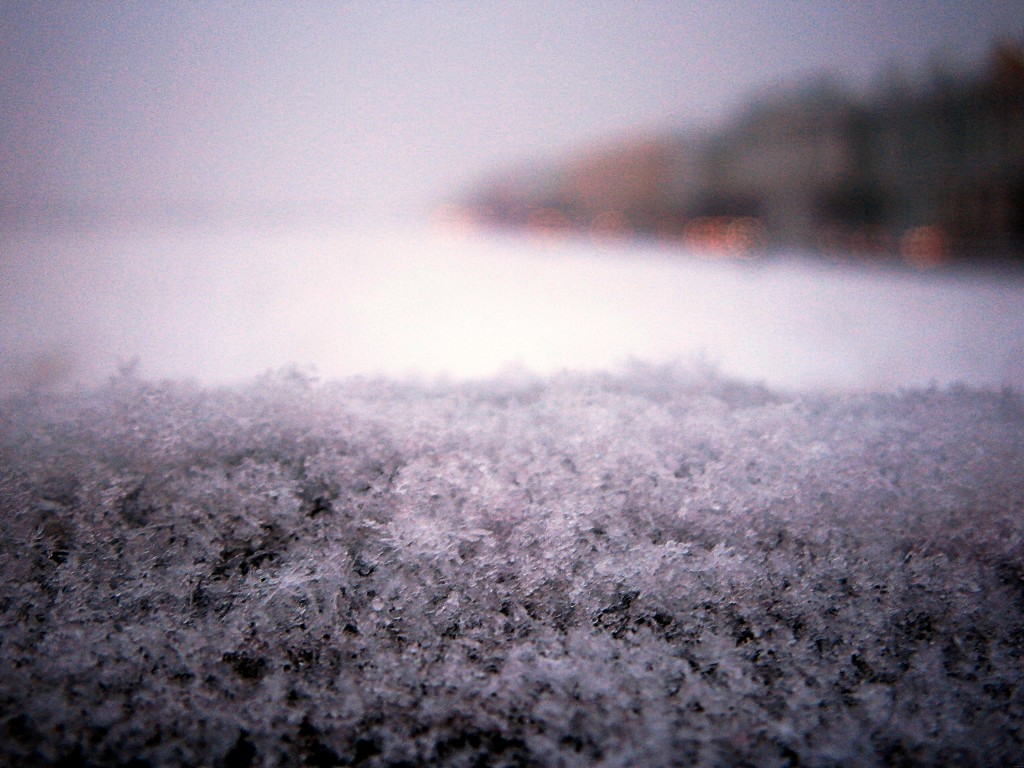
[2,367,1024,767]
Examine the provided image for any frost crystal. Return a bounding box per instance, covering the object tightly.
[1,368,1022,766]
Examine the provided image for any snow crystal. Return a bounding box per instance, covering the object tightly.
[1,365,1022,766]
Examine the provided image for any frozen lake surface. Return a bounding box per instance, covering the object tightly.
[2,222,1023,393]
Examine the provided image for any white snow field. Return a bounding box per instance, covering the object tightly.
[2,222,1023,393]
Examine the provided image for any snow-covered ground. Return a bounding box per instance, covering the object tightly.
[2,223,1023,394]
[2,369,1023,766]
[3,224,1024,765]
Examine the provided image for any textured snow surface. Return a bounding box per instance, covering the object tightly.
[1,367,1023,767]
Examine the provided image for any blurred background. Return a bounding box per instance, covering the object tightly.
[2,1,1024,393]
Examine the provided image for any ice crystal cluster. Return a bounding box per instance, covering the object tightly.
[1,366,1023,766]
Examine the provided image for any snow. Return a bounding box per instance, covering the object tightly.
[2,223,1024,764]
[2,223,1023,393]
[1,367,1023,765]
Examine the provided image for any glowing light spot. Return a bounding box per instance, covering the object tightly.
[589,210,633,241]
[684,216,764,258]
[901,226,948,270]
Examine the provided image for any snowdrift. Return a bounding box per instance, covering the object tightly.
[1,367,1023,766]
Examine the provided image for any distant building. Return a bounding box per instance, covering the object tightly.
[462,42,1024,264]
[696,78,861,249]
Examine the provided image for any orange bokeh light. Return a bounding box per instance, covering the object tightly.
[900,226,949,269]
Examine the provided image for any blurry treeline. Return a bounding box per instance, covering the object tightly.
[455,42,1024,266]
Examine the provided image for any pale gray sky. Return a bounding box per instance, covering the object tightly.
[3,1,1023,221]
